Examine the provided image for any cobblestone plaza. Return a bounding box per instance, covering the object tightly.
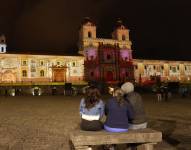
[0,94,191,150]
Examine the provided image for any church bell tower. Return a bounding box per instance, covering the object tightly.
[78,17,97,55]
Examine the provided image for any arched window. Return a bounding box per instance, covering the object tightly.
[40,70,44,77]
[1,47,4,52]
[22,70,27,77]
[88,31,92,38]
[122,34,126,41]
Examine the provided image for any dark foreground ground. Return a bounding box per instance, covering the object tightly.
[0,94,191,150]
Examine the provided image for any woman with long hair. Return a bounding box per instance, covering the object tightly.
[104,88,133,132]
[79,86,104,131]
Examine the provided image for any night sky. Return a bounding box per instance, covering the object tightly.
[1,0,191,60]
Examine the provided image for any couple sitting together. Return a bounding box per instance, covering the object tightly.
[79,82,147,132]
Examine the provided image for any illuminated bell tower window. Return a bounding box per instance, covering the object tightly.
[40,70,44,77]
[88,31,92,38]
[22,70,27,77]
[122,34,126,41]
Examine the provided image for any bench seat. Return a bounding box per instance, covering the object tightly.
[70,128,162,150]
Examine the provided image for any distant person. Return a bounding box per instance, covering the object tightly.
[121,82,147,129]
[156,88,162,102]
[164,87,169,101]
[4,89,8,97]
[52,86,57,95]
[79,86,104,131]
[182,86,188,98]
[104,88,133,132]
[160,87,165,100]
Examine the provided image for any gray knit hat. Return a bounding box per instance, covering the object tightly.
[121,82,134,94]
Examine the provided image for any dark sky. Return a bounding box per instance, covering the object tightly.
[1,0,191,60]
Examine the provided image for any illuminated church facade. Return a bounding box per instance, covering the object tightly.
[0,19,191,84]
[79,18,134,83]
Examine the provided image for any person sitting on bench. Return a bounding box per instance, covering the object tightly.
[104,88,134,132]
[79,86,104,131]
[121,82,147,130]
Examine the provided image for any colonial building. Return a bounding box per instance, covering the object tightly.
[0,53,84,83]
[79,18,134,84]
[133,59,191,83]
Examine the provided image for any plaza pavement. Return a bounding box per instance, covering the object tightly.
[0,94,191,150]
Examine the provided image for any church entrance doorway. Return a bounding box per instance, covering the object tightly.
[52,66,67,82]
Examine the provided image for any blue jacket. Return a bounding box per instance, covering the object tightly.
[79,98,104,118]
[104,98,134,129]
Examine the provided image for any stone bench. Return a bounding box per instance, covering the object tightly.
[69,128,162,150]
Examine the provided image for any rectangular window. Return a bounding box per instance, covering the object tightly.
[22,60,27,66]
[40,61,44,66]
[172,67,177,73]
[72,62,75,67]
[22,70,27,77]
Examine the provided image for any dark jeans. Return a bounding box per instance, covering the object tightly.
[80,119,103,131]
